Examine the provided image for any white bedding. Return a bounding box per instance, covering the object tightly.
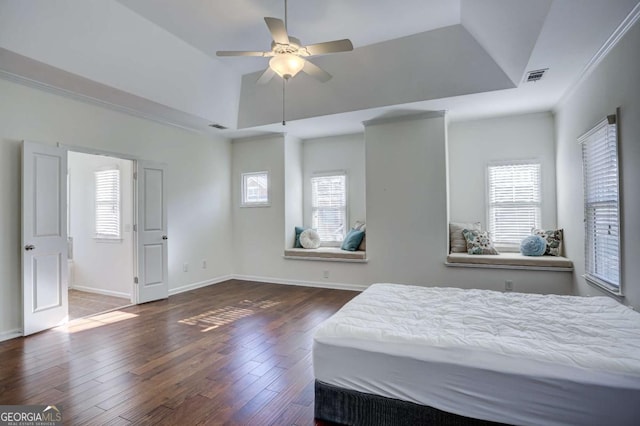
[313,284,640,425]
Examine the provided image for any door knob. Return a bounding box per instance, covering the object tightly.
[25,244,35,251]
[162,235,168,240]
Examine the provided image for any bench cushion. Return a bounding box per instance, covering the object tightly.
[447,252,573,269]
[284,247,366,260]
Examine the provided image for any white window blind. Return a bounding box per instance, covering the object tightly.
[579,115,620,293]
[242,171,269,206]
[95,168,121,239]
[311,174,346,244]
[488,163,541,246]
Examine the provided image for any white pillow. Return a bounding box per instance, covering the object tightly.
[449,222,481,253]
[300,229,321,249]
[353,221,366,251]
[353,221,366,231]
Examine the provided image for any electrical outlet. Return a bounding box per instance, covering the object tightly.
[323,270,329,279]
[202,260,207,269]
[505,280,514,292]
[183,263,189,272]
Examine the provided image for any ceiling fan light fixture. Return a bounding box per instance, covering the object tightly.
[269,53,304,80]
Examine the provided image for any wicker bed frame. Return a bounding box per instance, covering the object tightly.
[314,381,505,426]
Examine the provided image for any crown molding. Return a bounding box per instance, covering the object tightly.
[0,68,207,135]
[558,3,640,106]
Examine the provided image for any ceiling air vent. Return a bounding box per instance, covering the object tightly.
[524,68,548,83]
[209,123,227,130]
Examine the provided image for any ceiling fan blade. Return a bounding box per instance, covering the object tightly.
[216,50,268,57]
[303,39,353,56]
[256,67,276,85]
[264,17,290,45]
[302,60,332,83]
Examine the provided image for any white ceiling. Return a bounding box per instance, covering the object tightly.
[1,0,638,139]
[116,0,462,75]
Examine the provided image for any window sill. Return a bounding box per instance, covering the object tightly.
[283,248,367,263]
[240,203,271,208]
[584,274,623,298]
[445,253,573,271]
[94,238,123,244]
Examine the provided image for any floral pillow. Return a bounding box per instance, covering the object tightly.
[532,228,563,256]
[462,229,499,255]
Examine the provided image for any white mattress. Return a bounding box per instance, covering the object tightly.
[313,284,640,425]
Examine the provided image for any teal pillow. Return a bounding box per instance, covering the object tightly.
[294,227,307,248]
[341,229,365,251]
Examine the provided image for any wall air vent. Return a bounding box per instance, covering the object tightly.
[209,123,228,130]
[524,69,548,83]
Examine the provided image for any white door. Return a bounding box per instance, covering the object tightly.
[22,141,68,335]
[136,161,169,303]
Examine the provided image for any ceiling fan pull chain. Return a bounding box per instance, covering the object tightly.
[282,78,286,126]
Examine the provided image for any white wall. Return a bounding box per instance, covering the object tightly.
[231,134,370,288]
[229,112,571,295]
[284,135,303,249]
[555,19,640,308]
[302,133,366,230]
[363,113,571,294]
[444,111,571,294]
[0,78,233,338]
[364,113,449,284]
[448,112,557,229]
[232,135,286,275]
[68,152,133,298]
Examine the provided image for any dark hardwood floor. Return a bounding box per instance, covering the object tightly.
[0,280,357,425]
[69,289,132,320]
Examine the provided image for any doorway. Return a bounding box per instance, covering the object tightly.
[67,151,134,320]
[22,141,169,336]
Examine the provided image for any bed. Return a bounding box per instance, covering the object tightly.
[313,284,640,425]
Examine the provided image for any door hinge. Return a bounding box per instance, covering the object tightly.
[134,277,139,284]
[133,224,137,232]
[133,172,137,179]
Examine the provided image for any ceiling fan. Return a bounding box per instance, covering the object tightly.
[216,0,353,84]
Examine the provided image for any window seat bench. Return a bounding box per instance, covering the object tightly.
[446,252,573,271]
[284,247,367,263]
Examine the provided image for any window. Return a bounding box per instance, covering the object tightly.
[241,171,270,207]
[95,168,121,239]
[311,173,347,245]
[487,162,541,247]
[579,114,621,294]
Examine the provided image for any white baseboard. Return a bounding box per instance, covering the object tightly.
[167,274,363,296]
[0,329,22,342]
[169,275,234,296]
[70,285,131,299]
[232,274,367,292]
